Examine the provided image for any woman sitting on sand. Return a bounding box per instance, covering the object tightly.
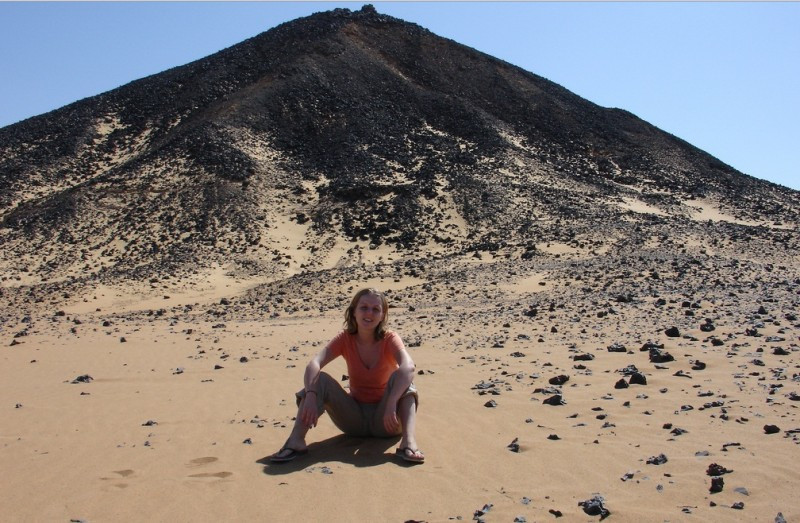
[269,287,424,464]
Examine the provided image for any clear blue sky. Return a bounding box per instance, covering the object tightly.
[1,2,798,190]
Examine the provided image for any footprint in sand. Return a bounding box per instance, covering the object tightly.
[188,456,218,467]
[186,457,231,479]
[100,469,135,489]
[188,471,233,479]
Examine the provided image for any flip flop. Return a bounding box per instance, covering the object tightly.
[269,447,308,463]
[395,446,425,463]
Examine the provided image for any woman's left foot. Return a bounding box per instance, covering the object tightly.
[269,446,308,463]
[395,446,425,463]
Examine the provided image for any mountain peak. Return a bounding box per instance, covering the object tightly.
[0,6,797,298]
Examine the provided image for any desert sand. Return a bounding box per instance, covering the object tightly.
[2,235,798,523]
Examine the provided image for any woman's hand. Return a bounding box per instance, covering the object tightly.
[383,401,400,433]
[300,392,320,429]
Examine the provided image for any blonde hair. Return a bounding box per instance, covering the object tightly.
[344,288,389,340]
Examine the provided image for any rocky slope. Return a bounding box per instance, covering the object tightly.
[0,5,797,316]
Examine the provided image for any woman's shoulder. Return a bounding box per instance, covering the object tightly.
[382,330,404,346]
[329,330,354,348]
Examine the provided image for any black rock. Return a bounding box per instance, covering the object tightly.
[706,463,733,476]
[646,453,668,465]
[473,503,493,519]
[614,378,629,389]
[732,502,745,510]
[700,322,715,332]
[578,495,610,520]
[547,434,561,440]
[607,343,626,353]
[543,394,566,406]
[71,374,93,384]
[710,476,724,493]
[573,353,595,361]
[692,360,706,370]
[548,509,563,518]
[629,372,647,386]
[764,424,781,434]
[649,348,675,363]
[548,375,569,386]
[641,341,664,352]
[507,437,520,452]
[665,327,680,337]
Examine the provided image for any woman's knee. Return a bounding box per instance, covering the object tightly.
[296,372,336,408]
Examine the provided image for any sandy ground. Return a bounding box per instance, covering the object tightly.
[2,256,799,522]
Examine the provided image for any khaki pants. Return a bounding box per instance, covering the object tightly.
[296,371,418,437]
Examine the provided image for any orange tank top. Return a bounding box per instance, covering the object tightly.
[329,331,402,403]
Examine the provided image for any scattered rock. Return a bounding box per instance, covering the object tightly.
[578,495,610,520]
[646,453,668,465]
[629,372,647,385]
[710,476,724,493]
[649,348,675,363]
[707,463,733,476]
[543,395,566,406]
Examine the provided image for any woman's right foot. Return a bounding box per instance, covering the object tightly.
[269,445,309,463]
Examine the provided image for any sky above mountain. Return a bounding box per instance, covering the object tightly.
[1,2,797,191]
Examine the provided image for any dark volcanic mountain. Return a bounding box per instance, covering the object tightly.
[0,5,797,297]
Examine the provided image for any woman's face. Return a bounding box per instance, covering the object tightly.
[354,293,384,334]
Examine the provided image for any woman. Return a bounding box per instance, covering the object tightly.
[269,288,424,464]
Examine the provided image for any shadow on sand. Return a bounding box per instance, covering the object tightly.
[257,434,419,474]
